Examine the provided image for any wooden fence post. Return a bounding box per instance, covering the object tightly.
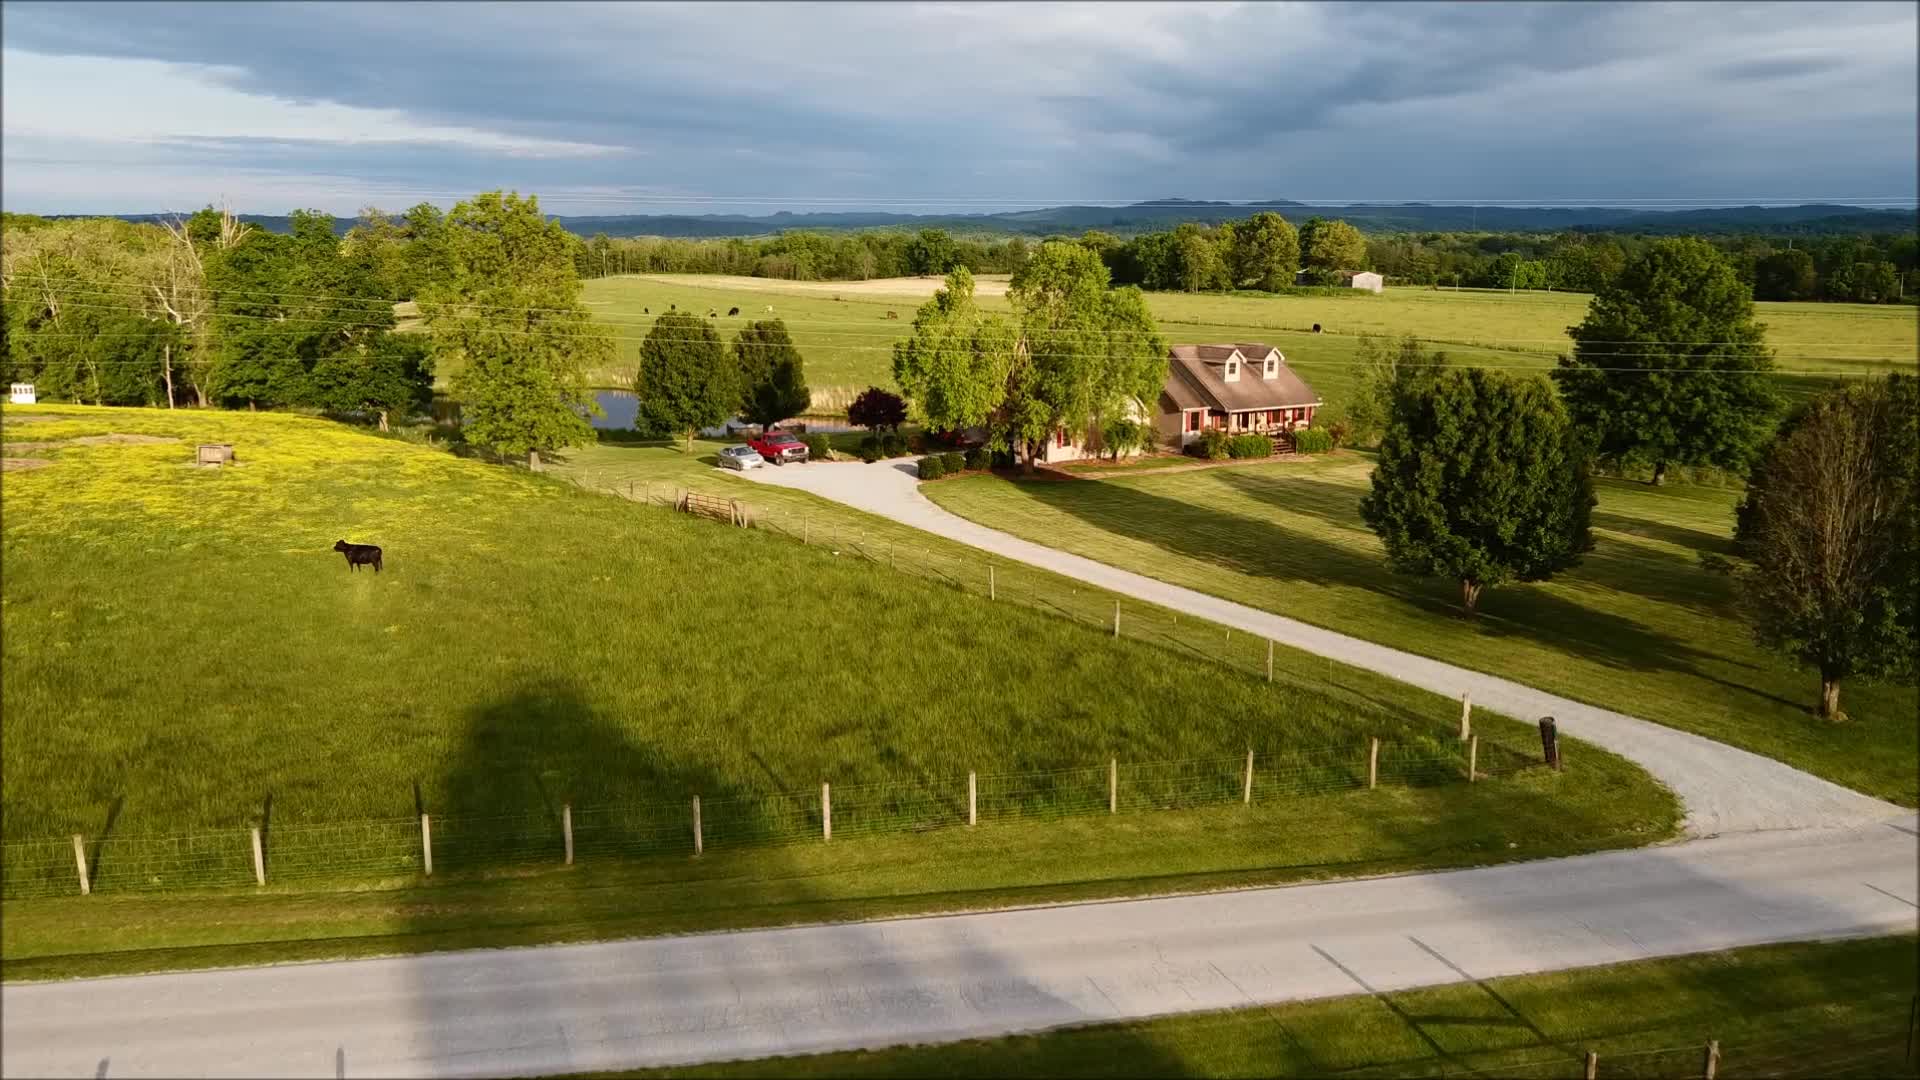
[1113,601,1120,638]
[420,814,433,877]
[72,834,90,896]
[1266,640,1274,683]
[968,771,977,827]
[822,782,832,841]
[1459,692,1472,740]
[1702,1039,1719,1079]
[1109,757,1118,814]
[989,563,996,600]
[1243,748,1254,804]
[1584,1050,1598,1080]
[693,796,703,855]
[562,804,574,865]
[1469,736,1479,782]
[1368,738,1380,790]
[251,826,266,885]
[803,516,810,545]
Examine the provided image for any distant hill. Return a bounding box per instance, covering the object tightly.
[40,200,1916,239]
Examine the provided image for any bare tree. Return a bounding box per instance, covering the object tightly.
[151,200,253,407]
[1737,379,1918,720]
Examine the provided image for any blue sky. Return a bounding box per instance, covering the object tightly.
[2,1,1915,216]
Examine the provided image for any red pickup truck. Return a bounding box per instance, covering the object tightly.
[749,430,810,465]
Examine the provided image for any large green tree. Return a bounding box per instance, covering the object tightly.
[1732,376,1918,720]
[1299,217,1368,281]
[1555,237,1777,485]
[732,319,810,430]
[1360,367,1595,614]
[636,312,733,451]
[308,333,435,431]
[1231,211,1301,291]
[1002,241,1166,469]
[891,267,1016,435]
[421,191,606,468]
[1345,334,1447,447]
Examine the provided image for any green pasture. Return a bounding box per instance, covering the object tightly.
[576,276,1918,415]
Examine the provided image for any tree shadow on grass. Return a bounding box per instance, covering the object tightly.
[992,473,1721,682]
[380,673,1181,1077]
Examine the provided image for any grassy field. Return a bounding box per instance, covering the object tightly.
[923,455,1919,805]
[576,276,1919,416]
[0,405,1677,973]
[608,935,1920,1079]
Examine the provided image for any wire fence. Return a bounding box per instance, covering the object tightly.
[2,729,1523,900]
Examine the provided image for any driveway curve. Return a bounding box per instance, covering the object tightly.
[744,460,1902,837]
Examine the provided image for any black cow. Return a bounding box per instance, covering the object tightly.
[727,306,740,316]
[333,539,383,573]
[643,307,650,314]
[1312,323,1322,333]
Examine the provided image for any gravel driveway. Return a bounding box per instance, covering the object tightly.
[745,460,1904,837]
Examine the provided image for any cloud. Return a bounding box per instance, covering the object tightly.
[0,0,1913,215]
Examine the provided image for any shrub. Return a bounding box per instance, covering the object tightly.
[941,451,965,474]
[801,433,832,461]
[917,455,946,480]
[846,386,907,431]
[1292,427,1334,454]
[990,447,1016,469]
[857,434,884,463]
[1226,434,1273,459]
[881,432,906,457]
[1100,418,1146,461]
[1190,429,1232,460]
[1325,420,1351,448]
[964,447,989,471]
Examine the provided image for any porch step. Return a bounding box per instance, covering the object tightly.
[1270,432,1297,455]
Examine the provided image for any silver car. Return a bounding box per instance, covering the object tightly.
[717,444,767,471]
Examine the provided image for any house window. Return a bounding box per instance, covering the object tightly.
[1055,427,1071,448]
[1264,359,1276,379]
[1224,361,1239,383]
[1185,410,1201,433]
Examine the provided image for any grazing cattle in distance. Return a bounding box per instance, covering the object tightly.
[1312,323,1322,333]
[885,310,899,320]
[643,307,650,314]
[727,306,740,316]
[333,540,383,573]
[669,303,676,311]
[707,309,717,317]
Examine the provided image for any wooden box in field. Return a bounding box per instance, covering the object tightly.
[197,443,235,467]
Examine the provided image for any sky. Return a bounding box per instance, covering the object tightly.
[2,0,1916,217]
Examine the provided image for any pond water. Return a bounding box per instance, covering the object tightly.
[431,391,855,439]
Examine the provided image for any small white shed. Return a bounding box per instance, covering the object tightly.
[9,383,37,405]
[1346,271,1384,294]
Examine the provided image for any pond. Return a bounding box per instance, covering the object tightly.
[431,391,857,439]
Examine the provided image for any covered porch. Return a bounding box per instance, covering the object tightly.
[1178,404,1318,436]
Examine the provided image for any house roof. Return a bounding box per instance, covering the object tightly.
[1167,344,1322,412]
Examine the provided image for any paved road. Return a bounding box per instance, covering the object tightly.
[743,460,1902,837]
[5,817,1914,1079]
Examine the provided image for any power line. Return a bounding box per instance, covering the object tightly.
[26,282,1919,352]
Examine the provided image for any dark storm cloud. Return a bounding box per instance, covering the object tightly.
[2,1,1913,214]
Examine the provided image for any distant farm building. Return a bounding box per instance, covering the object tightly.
[1295,269,1384,293]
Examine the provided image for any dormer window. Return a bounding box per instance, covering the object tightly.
[1224,360,1240,383]
[1263,358,1277,380]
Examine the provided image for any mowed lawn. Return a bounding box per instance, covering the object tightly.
[612,935,1920,1079]
[924,455,1919,805]
[578,276,1919,416]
